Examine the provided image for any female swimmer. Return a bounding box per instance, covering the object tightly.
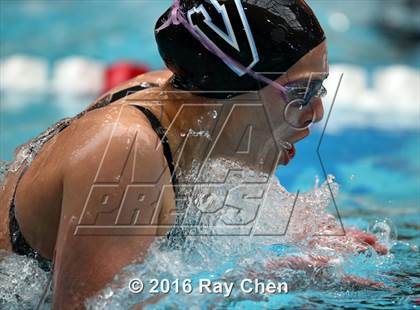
[0,0,386,308]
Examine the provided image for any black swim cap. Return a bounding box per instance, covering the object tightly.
[155,0,325,99]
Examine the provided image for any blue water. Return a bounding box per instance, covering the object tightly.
[1,1,419,309]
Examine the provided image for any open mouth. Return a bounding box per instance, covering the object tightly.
[281,129,309,165]
[282,144,296,165]
[288,144,296,159]
[282,142,296,166]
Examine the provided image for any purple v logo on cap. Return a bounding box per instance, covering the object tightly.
[186,0,259,76]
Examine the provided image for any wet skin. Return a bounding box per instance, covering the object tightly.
[0,40,384,308]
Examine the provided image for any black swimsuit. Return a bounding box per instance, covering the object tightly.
[8,82,176,271]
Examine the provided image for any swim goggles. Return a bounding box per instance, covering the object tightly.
[284,79,327,106]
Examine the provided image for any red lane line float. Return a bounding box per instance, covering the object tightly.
[104,61,150,92]
[0,57,151,97]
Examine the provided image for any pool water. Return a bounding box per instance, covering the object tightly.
[84,159,418,309]
[1,0,419,309]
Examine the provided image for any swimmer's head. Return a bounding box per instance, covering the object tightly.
[155,0,325,98]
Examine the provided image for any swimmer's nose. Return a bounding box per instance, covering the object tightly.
[285,97,325,129]
[296,97,324,128]
[298,98,324,128]
[311,97,324,123]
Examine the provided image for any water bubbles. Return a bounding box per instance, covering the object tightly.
[7,117,72,173]
[179,129,211,140]
[0,160,10,184]
[187,129,211,140]
[368,219,398,248]
[327,174,335,184]
[0,251,51,309]
[0,156,398,309]
[86,159,352,308]
[102,288,114,299]
[200,192,216,206]
[208,110,218,119]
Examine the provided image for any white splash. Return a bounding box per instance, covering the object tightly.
[0,159,395,309]
[86,159,346,309]
[0,251,51,310]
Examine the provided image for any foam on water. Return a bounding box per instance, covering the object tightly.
[84,159,396,309]
[0,251,51,309]
[2,156,56,309]
[0,157,403,309]
[5,117,72,175]
[1,161,53,309]
[0,160,10,184]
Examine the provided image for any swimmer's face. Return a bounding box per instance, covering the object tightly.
[260,41,329,165]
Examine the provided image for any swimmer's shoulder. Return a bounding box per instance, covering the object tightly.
[58,103,173,231]
[10,98,171,257]
[7,70,173,212]
[62,102,168,175]
[88,69,173,110]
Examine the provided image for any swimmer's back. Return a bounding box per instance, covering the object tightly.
[0,69,175,254]
[0,69,176,307]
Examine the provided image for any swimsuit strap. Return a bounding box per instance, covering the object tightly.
[93,82,177,184]
[131,105,177,186]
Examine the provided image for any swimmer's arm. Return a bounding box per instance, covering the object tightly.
[52,114,174,309]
